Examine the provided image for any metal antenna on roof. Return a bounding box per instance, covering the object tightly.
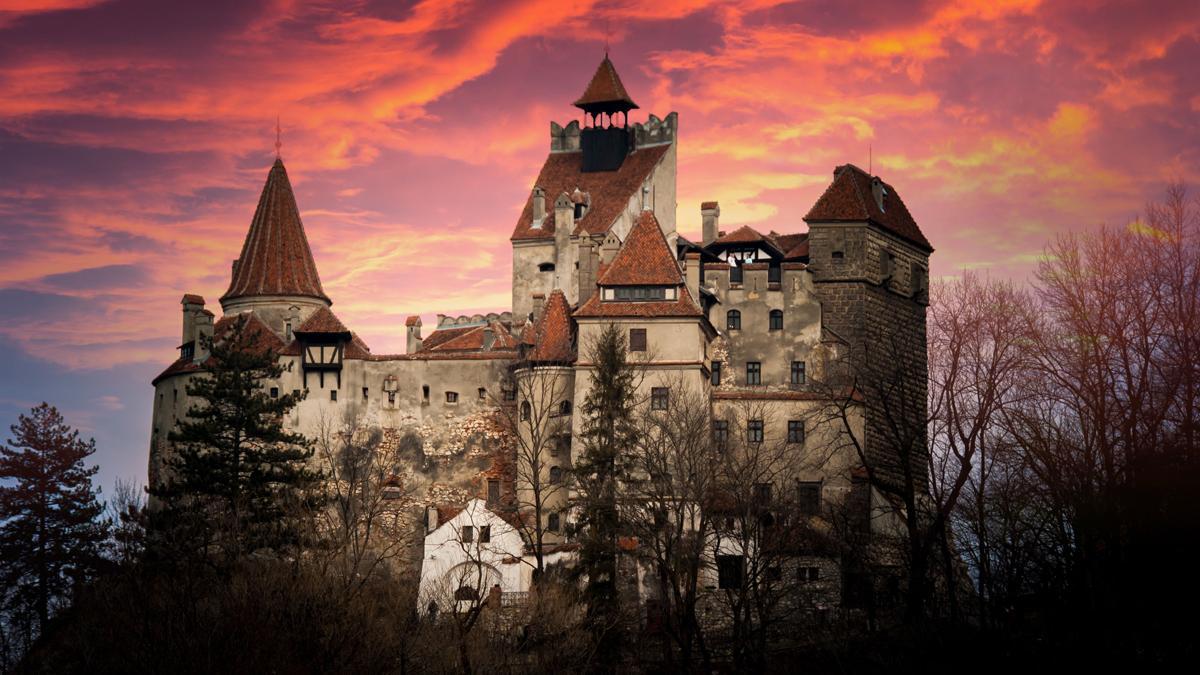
[605,19,610,57]
[275,115,282,160]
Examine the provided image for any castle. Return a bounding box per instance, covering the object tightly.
[149,56,932,610]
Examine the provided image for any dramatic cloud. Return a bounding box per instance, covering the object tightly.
[2,0,1198,484]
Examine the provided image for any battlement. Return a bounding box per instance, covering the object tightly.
[435,311,513,329]
[549,112,678,153]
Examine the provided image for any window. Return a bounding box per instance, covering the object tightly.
[446,391,459,404]
[651,387,669,410]
[730,264,744,284]
[503,386,516,402]
[479,526,491,543]
[746,362,761,385]
[769,309,783,331]
[173,389,178,402]
[767,564,783,583]
[768,264,781,283]
[559,400,572,415]
[629,328,647,352]
[717,555,744,589]
[747,419,764,443]
[880,249,894,280]
[293,389,301,398]
[614,286,666,301]
[270,387,278,398]
[788,420,806,444]
[552,434,571,457]
[387,391,396,404]
[832,250,845,264]
[362,386,369,400]
[712,420,729,449]
[487,479,500,505]
[799,566,820,582]
[461,526,474,543]
[791,361,806,385]
[538,262,555,272]
[520,401,531,421]
[382,485,402,500]
[726,310,741,330]
[478,387,487,400]
[911,262,928,299]
[422,385,429,402]
[798,481,821,515]
[181,343,194,361]
[753,482,772,504]
[548,512,560,532]
[549,466,563,484]
[330,389,338,402]
[711,361,722,386]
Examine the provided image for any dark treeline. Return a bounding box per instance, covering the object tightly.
[1,185,1196,673]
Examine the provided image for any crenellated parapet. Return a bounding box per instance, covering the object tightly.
[435,311,513,328]
[550,120,582,152]
[631,112,677,148]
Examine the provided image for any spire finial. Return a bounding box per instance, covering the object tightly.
[604,19,610,57]
[274,115,282,160]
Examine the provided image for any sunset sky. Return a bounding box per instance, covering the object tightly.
[2,0,1198,491]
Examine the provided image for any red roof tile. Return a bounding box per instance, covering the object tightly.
[221,159,330,304]
[573,56,638,110]
[528,289,575,362]
[152,312,285,385]
[419,321,516,353]
[405,315,421,327]
[714,224,767,245]
[573,290,703,318]
[295,306,350,334]
[805,164,932,251]
[510,145,670,241]
[597,210,682,286]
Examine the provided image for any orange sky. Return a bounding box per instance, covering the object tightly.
[1,0,1198,486]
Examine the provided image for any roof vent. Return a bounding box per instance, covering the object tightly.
[871,177,888,213]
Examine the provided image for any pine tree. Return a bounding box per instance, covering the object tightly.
[0,403,108,636]
[150,313,322,566]
[572,323,639,669]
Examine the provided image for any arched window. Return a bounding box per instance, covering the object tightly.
[727,309,741,330]
[559,400,572,415]
[520,401,531,421]
[548,512,561,532]
[549,466,563,484]
[769,310,783,331]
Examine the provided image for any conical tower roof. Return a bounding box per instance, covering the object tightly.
[221,159,330,305]
[573,56,639,113]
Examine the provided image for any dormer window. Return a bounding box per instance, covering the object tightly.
[871,177,888,212]
[613,286,667,301]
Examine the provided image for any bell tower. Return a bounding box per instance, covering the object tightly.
[574,56,638,172]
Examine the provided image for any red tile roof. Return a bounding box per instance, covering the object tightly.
[714,224,767,245]
[805,164,932,251]
[418,321,516,353]
[221,159,330,304]
[510,144,670,241]
[405,315,421,327]
[152,312,285,385]
[295,306,350,334]
[573,56,638,110]
[573,290,704,318]
[597,210,683,286]
[528,289,575,362]
[700,201,719,210]
[181,294,205,305]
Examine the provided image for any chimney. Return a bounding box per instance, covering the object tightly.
[425,505,439,533]
[701,201,720,246]
[600,232,621,265]
[554,192,573,285]
[531,186,546,227]
[193,310,215,364]
[180,294,205,346]
[482,325,495,350]
[577,236,598,304]
[531,293,546,324]
[563,120,581,151]
[405,315,423,354]
[685,252,701,304]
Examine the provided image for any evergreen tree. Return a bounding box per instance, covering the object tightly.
[0,403,108,637]
[150,313,322,566]
[572,323,639,669]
